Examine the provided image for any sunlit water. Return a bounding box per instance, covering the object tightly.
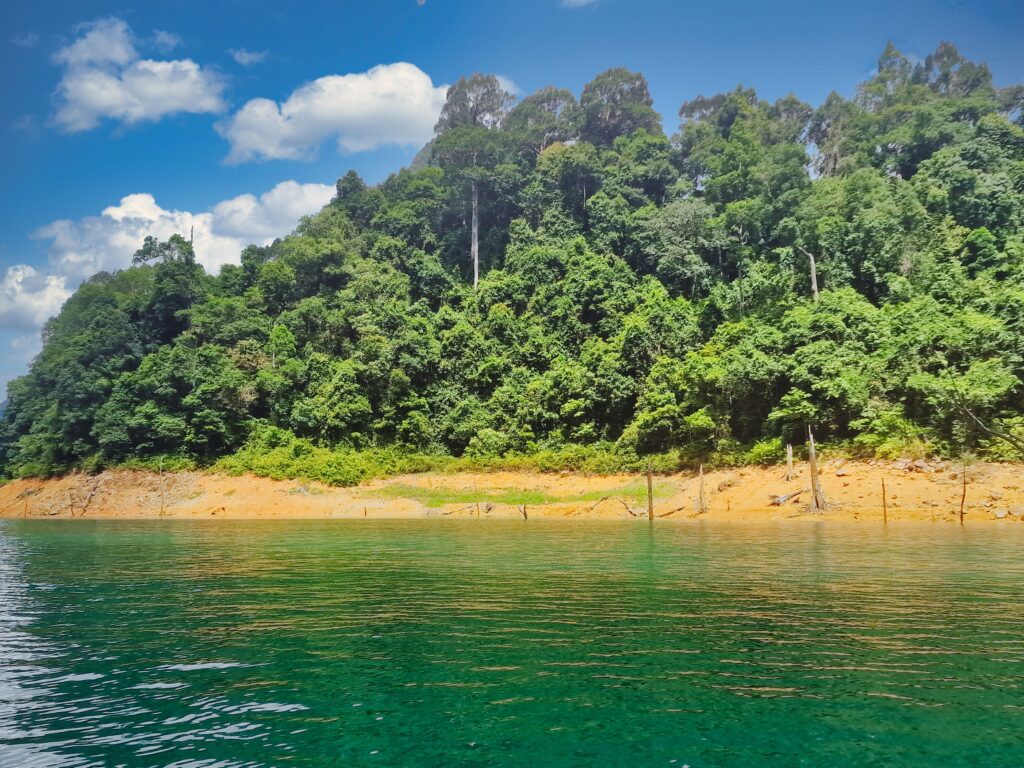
[0,519,1022,767]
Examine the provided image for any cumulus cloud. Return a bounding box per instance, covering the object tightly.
[212,181,337,240]
[52,17,226,132]
[229,48,268,66]
[216,62,447,163]
[0,179,334,389]
[0,266,72,333]
[30,180,334,283]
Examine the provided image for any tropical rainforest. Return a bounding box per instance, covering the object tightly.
[3,42,1024,484]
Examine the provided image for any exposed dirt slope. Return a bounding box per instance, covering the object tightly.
[2,459,1023,525]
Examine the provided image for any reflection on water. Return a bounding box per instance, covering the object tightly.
[0,519,1022,766]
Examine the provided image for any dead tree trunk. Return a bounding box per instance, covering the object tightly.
[959,461,968,526]
[694,464,708,515]
[798,246,819,303]
[471,182,479,289]
[807,427,826,512]
[159,457,166,517]
[785,444,794,482]
[882,477,888,526]
[646,466,654,521]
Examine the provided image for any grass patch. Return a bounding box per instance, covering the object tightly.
[369,478,678,508]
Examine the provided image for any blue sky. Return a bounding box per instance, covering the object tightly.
[1,0,1023,393]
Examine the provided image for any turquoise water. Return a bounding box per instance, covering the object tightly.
[0,520,1022,767]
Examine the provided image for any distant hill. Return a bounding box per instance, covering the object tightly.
[2,44,1023,480]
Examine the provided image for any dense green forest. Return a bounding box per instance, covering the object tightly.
[3,42,1024,484]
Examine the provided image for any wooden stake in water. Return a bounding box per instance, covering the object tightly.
[882,477,888,526]
[695,464,708,515]
[646,465,654,522]
[785,444,794,482]
[959,462,967,526]
[159,456,166,517]
[808,427,826,513]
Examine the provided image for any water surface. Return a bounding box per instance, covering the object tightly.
[1,519,1022,766]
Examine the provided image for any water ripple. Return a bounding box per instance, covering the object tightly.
[0,519,1022,766]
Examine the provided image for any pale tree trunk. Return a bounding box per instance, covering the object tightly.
[808,427,827,512]
[798,246,820,303]
[471,182,479,289]
[809,250,819,303]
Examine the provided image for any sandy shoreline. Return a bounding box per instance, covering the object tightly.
[2,459,1023,525]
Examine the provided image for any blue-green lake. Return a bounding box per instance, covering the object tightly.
[0,519,1022,766]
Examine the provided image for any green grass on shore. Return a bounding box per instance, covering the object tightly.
[368,477,679,508]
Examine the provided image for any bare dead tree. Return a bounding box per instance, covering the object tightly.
[694,464,708,515]
[807,427,827,512]
[797,246,820,303]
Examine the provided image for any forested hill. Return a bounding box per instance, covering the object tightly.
[4,42,1024,482]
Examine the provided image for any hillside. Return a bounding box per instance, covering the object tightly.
[2,42,1024,484]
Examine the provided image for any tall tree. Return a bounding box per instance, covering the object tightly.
[578,68,662,147]
[434,74,515,287]
[504,86,578,156]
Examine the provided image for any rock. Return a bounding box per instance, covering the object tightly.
[893,460,909,471]
[836,469,849,477]
[1008,505,1024,517]
[989,490,1003,501]
[912,459,929,471]
[994,510,1008,520]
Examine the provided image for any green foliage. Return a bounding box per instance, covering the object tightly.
[5,43,1024,483]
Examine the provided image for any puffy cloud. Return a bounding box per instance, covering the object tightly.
[217,62,447,163]
[31,180,334,282]
[0,179,334,387]
[229,48,268,66]
[52,17,226,132]
[53,18,136,68]
[212,181,336,240]
[0,266,71,333]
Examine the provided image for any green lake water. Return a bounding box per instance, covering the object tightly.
[0,519,1022,767]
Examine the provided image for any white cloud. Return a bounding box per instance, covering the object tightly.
[229,48,268,66]
[560,0,600,6]
[216,62,447,163]
[0,266,71,333]
[0,179,334,387]
[52,17,226,132]
[152,30,183,53]
[212,181,336,240]
[53,18,136,68]
[31,180,334,283]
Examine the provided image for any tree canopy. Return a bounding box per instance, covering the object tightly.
[4,42,1024,481]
